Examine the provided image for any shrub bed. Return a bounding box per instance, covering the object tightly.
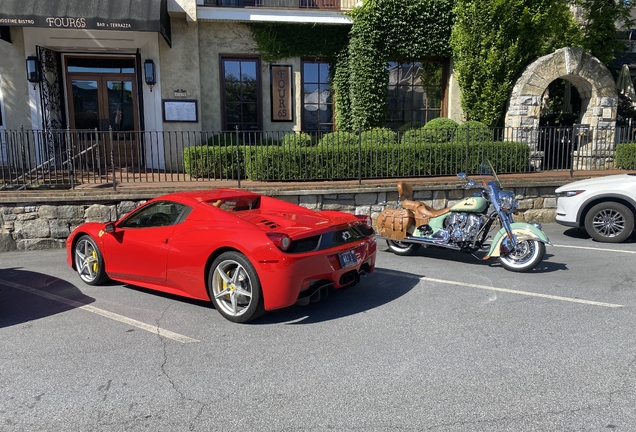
[615,143,636,169]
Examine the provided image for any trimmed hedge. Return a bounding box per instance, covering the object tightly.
[184,145,242,179]
[244,140,530,180]
[616,143,636,169]
[184,139,530,180]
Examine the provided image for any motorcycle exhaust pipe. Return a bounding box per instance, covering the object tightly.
[383,236,463,251]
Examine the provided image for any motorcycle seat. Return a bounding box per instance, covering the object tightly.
[397,181,451,218]
[401,199,452,218]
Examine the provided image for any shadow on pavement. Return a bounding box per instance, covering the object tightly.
[0,267,95,328]
[255,267,420,325]
[381,246,568,273]
[562,227,636,244]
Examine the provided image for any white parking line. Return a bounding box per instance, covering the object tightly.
[0,279,200,344]
[421,277,624,308]
[551,244,636,254]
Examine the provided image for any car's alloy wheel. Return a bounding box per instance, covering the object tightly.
[74,235,109,285]
[208,252,264,323]
[386,240,422,256]
[585,202,635,243]
[499,240,545,272]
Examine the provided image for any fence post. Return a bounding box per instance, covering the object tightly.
[66,127,74,189]
[235,125,241,188]
[19,125,26,188]
[109,126,116,191]
[358,128,362,185]
[465,124,470,174]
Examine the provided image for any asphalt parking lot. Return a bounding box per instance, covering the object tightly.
[1,223,636,431]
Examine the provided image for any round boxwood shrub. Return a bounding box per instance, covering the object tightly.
[318,131,357,147]
[282,132,313,147]
[360,127,397,146]
[421,117,459,143]
[456,120,492,143]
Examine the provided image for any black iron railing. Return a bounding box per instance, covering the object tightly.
[1,125,635,190]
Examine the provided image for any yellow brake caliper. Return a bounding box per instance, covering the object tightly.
[222,270,233,298]
[91,250,98,273]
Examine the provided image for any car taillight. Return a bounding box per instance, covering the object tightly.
[266,232,291,251]
[355,215,373,229]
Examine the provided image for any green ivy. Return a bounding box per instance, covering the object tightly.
[247,1,454,131]
[246,23,350,63]
[450,0,582,127]
[343,0,454,130]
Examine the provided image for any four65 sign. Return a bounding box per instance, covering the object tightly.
[271,65,293,122]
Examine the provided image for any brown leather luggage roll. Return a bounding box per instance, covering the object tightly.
[376,208,414,240]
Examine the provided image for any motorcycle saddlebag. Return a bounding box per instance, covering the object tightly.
[376,208,414,240]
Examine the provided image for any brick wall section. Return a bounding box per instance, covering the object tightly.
[0,186,558,252]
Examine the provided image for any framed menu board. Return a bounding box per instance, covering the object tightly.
[162,99,198,122]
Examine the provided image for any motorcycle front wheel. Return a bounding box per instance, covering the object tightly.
[498,240,545,272]
[386,240,422,256]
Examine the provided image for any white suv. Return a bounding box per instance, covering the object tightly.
[555,174,636,243]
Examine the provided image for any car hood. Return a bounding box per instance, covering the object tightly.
[234,210,355,237]
[555,173,636,192]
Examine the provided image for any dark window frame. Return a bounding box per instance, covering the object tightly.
[220,55,263,132]
[385,57,450,130]
[301,58,334,133]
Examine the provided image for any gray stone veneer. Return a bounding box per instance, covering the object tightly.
[0,186,558,252]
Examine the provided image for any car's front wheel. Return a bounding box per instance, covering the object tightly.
[74,235,109,285]
[208,252,264,323]
[584,202,634,243]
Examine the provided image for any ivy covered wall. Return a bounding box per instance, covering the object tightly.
[248,0,454,131]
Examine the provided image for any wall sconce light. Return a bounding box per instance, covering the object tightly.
[26,56,41,89]
[144,59,156,91]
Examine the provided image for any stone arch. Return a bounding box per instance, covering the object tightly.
[505,47,617,157]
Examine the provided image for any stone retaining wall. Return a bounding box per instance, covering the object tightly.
[0,185,558,252]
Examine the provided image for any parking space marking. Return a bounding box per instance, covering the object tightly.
[421,277,623,308]
[0,279,199,343]
[551,244,636,254]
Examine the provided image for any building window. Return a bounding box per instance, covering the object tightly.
[302,60,333,132]
[221,57,261,132]
[385,60,446,131]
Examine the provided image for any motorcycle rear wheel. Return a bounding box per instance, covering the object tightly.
[386,240,422,256]
[498,240,545,272]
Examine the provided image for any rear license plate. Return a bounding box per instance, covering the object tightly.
[338,250,357,268]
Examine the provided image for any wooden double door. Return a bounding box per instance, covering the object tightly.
[66,56,141,166]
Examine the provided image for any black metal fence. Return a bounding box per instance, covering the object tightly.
[1,125,635,190]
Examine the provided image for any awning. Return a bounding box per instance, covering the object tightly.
[0,0,171,47]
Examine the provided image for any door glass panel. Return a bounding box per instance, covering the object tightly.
[107,80,134,132]
[71,80,100,130]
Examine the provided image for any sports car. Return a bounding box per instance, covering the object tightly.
[555,173,636,243]
[66,189,376,323]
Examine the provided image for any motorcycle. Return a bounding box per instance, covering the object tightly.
[376,160,550,272]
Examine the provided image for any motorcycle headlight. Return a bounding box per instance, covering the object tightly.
[498,191,517,212]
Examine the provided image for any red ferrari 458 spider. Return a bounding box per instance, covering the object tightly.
[66,189,376,323]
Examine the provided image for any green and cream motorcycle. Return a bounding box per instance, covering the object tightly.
[377,161,550,272]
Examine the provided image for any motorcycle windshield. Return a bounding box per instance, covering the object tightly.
[479,160,502,189]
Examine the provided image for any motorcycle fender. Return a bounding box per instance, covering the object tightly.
[486,223,551,258]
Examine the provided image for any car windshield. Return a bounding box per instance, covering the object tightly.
[207,196,260,212]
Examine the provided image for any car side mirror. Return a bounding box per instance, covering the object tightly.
[104,223,115,233]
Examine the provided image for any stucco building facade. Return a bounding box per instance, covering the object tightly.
[0,0,465,172]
